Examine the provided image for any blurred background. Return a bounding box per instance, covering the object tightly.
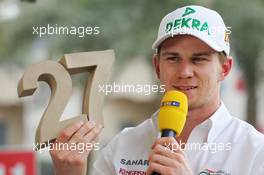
[0,0,263,174]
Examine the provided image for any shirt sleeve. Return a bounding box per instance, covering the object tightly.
[256,163,264,175]
[91,133,121,175]
[91,143,116,175]
[251,145,264,175]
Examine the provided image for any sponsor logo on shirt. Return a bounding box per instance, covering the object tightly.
[198,168,230,175]
[120,159,149,166]
[119,168,146,175]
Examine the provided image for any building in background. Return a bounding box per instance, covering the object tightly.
[0,68,24,146]
[0,53,263,175]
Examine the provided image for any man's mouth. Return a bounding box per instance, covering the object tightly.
[173,86,198,91]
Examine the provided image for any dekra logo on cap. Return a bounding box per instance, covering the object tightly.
[165,7,211,35]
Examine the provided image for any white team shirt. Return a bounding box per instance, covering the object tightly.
[93,103,264,175]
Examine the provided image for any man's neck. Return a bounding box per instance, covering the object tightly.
[176,99,221,145]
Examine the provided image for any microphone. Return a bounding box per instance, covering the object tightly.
[152,90,188,175]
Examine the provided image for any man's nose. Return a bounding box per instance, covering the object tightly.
[177,62,194,79]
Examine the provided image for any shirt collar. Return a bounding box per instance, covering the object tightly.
[151,110,160,139]
[205,102,232,142]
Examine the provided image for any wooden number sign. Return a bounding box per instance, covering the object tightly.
[17,50,115,150]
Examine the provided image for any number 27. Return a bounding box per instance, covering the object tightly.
[17,50,115,150]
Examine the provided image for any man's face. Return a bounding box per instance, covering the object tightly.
[153,35,231,109]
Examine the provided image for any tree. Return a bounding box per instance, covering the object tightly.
[0,0,196,66]
[213,0,264,127]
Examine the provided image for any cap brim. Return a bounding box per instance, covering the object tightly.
[152,32,223,54]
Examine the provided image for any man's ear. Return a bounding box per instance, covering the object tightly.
[220,56,233,81]
[152,54,160,79]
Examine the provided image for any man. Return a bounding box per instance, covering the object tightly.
[50,5,264,175]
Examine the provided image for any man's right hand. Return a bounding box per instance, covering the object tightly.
[49,120,103,175]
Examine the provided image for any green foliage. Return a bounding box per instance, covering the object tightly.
[0,0,198,66]
[1,0,263,90]
[212,0,264,126]
[213,0,264,85]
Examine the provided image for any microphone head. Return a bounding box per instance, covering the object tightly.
[158,90,188,136]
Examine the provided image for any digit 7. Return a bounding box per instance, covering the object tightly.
[59,50,115,125]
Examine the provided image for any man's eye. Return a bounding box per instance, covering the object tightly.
[192,57,207,63]
[166,57,179,61]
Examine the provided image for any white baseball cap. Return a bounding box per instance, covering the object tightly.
[152,5,230,55]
